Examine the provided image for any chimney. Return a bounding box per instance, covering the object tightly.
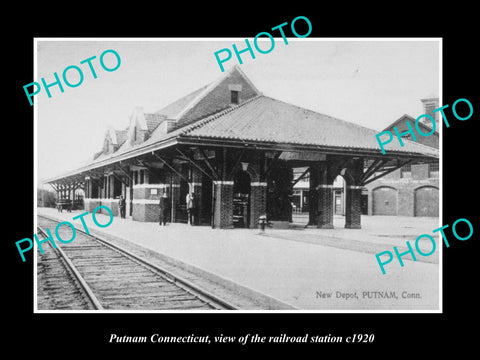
[420,95,439,129]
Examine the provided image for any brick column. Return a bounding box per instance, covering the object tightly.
[317,185,334,228]
[212,181,233,229]
[345,186,362,229]
[308,165,320,226]
[250,182,267,229]
[343,157,364,229]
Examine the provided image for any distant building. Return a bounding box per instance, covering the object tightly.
[293,96,439,217]
[37,188,57,208]
[363,96,439,217]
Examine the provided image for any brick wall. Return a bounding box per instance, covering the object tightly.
[176,68,259,129]
[99,199,119,217]
[132,203,159,222]
[83,199,119,216]
[365,173,439,217]
[84,199,101,213]
[131,184,167,222]
[412,164,429,180]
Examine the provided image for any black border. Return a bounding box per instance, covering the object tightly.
[7,6,479,353]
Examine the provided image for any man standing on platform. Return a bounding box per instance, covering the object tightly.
[159,191,168,226]
[186,192,196,225]
[119,195,126,219]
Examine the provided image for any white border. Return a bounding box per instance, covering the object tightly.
[34,37,442,314]
[438,37,443,314]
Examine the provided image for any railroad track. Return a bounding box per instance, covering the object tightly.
[36,215,237,311]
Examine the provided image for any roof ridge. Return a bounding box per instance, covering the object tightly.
[154,83,211,117]
[179,95,263,136]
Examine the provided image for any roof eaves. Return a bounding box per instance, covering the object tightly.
[44,136,179,183]
[176,136,438,160]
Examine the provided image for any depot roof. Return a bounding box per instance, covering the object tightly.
[179,95,439,156]
[44,67,438,183]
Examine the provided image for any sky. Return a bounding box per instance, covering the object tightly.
[36,38,440,186]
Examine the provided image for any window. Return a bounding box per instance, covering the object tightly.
[139,170,144,184]
[429,163,439,178]
[231,90,239,104]
[401,164,411,178]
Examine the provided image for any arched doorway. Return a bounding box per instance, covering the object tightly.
[414,186,439,217]
[372,186,398,215]
[233,170,251,228]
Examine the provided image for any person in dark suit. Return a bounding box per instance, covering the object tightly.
[119,195,126,219]
[159,191,168,226]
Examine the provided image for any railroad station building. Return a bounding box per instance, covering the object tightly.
[45,66,438,229]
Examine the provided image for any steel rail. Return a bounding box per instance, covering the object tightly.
[37,225,104,310]
[37,215,238,310]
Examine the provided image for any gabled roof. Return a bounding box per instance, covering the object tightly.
[45,69,438,183]
[155,84,210,119]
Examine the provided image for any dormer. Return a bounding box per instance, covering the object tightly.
[102,126,119,154]
[153,65,261,133]
[127,107,149,145]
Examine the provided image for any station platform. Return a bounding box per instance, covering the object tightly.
[36,207,440,311]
